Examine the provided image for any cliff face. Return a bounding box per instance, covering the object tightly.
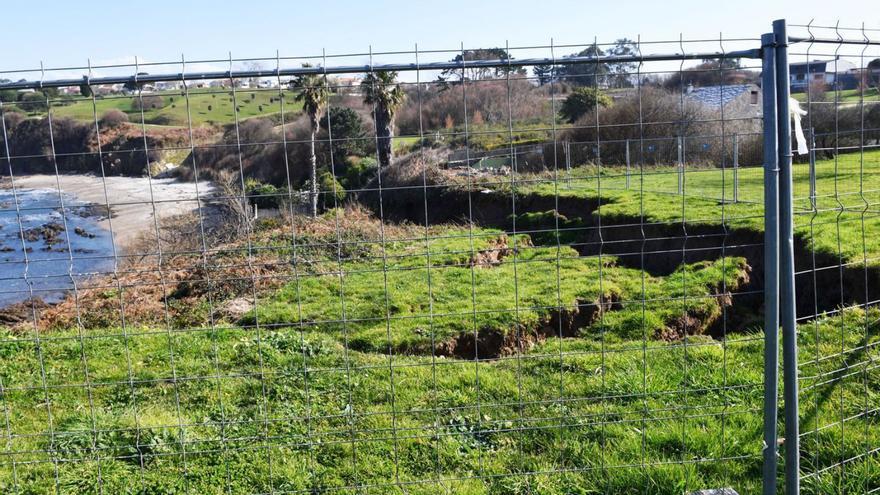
[0,117,215,176]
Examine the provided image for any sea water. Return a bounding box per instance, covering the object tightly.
[0,188,115,308]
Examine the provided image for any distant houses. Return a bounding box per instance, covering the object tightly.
[789,57,859,92]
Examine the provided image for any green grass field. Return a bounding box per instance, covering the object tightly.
[520,148,880,265]
[0,235,876,493]
[2,145,879,492]
[45,89,300,127]
[792,87,880,104]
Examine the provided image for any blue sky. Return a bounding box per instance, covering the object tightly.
[0,0,877,78]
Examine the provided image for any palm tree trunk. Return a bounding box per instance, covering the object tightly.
[309,123,318,218]
[376,107,393,168]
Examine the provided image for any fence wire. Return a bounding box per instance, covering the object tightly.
[0,20,876,495]
[786,22,880,495]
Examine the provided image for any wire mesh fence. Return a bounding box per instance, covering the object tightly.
[0,19,877,495]
[785,22,880,495]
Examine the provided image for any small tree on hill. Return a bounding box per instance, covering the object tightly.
[533,64,554,86]
[320,106,369,159]
[559,87,612,123]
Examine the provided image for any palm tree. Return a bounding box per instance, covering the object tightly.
[361,71,406,168]
[293,68,329,217]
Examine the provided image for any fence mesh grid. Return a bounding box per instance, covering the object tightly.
[786,22,880,495]
[0,22,877,494]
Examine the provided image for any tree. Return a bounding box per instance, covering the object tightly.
[361,71,406,168]
[319,106,369,159]
[293,67,329,217]
[123,72,150,92]
[606,39,638,88]
[662,59,758,90]
[559,87,612,123]
[439,48,522,84]
[558,44,608,87]
[533,64,554,86]
[702,57,742,70]
[18,92,48,114]
[79,76,93,98]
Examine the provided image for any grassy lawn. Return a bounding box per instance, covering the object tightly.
[792,87,880,104]
[518,148,880,265]
[1,144,879,492]
[246,228,748,352]
[1,301,876,493]
[46,89,300,127]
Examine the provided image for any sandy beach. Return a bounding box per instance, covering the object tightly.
[3,174,216,248]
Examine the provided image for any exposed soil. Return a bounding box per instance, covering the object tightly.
[426,292,623,360]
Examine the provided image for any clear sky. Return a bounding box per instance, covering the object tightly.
[0,0,877,78]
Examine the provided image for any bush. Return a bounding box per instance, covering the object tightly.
[17,92,48,114]
[319,172,346,210]
[342,156,378,190]
[395,79,547,136]
[552,87,762,167]
[2,111,25,131]
[179,116,315,187]
[319,106,371,158]
[100,109,129,128]
[559,87,612,123]
[131,95,165,111]
[245,180,283,209]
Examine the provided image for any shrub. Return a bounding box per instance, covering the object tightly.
[2,111,25,131]
[319,172,346,210]
[395,79,547,136]
[319,106,371,159]
[552,87,751,167]
[179,116,315,187]
[245,180,283,209]
[559,87,612,124]
[99,109,129,128]
[131,95,165,111]
[17,92,48,113]
[342,156,378,190]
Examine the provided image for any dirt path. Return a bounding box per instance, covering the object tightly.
[3,174,216,249]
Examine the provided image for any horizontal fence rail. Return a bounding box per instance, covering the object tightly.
[0,49,764,91]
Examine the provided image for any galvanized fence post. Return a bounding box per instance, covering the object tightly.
[564,140,572,187]
[808,128,816,210]
[677,135,684,194]
[733,133,739,203]
[761,30,781,495]
[774,18,800,495]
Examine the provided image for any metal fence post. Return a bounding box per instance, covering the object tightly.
[564,140,572,187]
[761,31,780,495]
[733,133,740,203]
[625,139,631,190]
[677,135,684,194]
[808,128,816,210]
[774,18,800,495]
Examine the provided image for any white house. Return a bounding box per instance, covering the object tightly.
[789,58,858,92]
